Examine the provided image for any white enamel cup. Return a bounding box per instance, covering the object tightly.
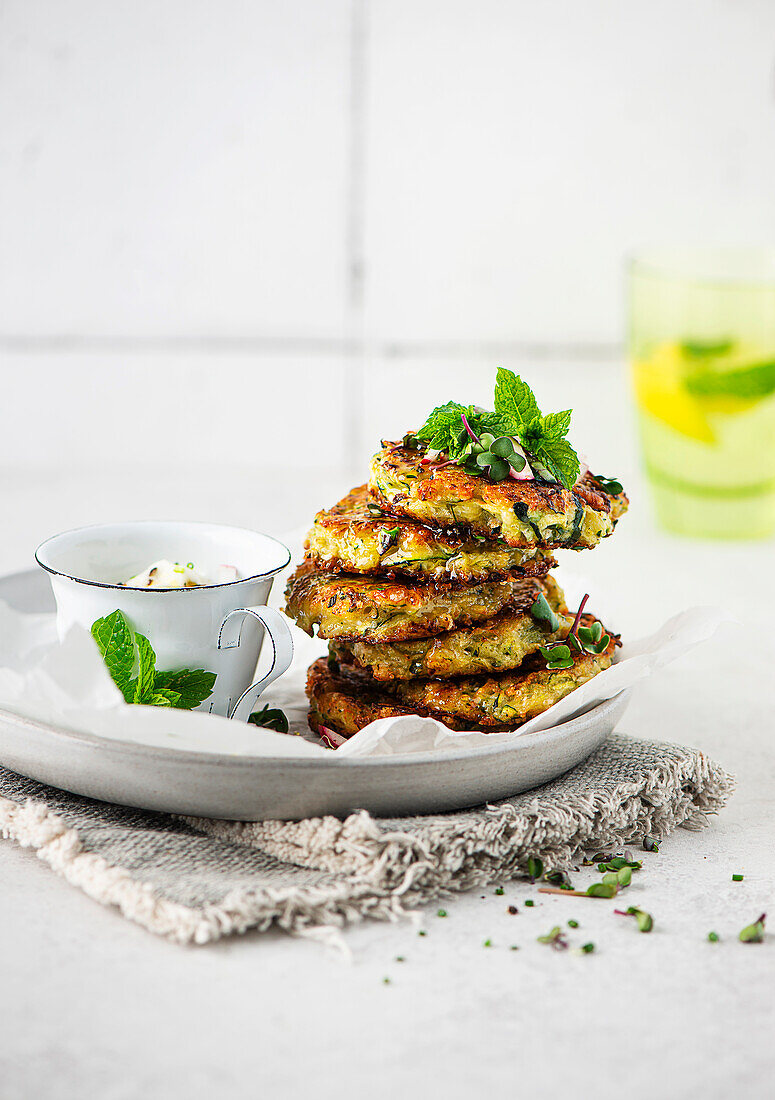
[35,521,293,722]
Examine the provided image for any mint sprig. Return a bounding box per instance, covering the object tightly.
[414,369,581,488]
[496,370,579,487]
[91,610,216,710]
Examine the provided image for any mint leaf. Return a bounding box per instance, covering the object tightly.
[413,368,581,488]
[537,409,572,441]
[417,401,469,452]
[532,437,580,488]
[154,668,216,710]
[91,610,136,702]
[91,610,216,711]
[149,688,181,707]
[680,339,734,358]
[686,362,775,401]
[416,402,513,462]
[133,633,157,704]
[248,705,290,732]
[494,368,541,432]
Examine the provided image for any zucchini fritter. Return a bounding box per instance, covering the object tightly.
[332,576,573,680]
[285,560,539,643]
[306,657,504,737]
[305,485,555,582]
[386,619,619,728]
[369,442,629,550]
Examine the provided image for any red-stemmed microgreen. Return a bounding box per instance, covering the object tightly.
[414,370,581,487]
[537,926,570,951]
[615,906,654,932]
[538,593,611,670]
[739,914,766,943]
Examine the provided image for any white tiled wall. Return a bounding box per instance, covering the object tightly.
[0,0,351,337]
[364,0,775,344]
[2,0,775,486]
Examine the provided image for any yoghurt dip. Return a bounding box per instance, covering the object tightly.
[123,560,239,589]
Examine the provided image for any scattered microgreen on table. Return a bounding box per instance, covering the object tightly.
[615,906,654,933]
[739,914,766,943]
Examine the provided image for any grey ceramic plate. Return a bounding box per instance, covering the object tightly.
[0,569,630,820]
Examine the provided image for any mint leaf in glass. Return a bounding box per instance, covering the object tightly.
[686,361,775,401]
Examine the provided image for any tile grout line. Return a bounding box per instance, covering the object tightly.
[0,335,621,360]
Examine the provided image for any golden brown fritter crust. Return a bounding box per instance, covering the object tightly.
[285,560,540,643]
[386,618,619,727]
[369,442,629,550]
[304,485,556,582]
[307,615,618,739]
[331,576,573,680]
[306,657,504,738]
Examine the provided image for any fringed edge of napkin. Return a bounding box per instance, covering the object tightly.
[0,795,415,946]
[183,741,736,898]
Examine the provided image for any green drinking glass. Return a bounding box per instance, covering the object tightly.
[629,248,775,539]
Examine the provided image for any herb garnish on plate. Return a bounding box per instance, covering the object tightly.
[91,609,290,730]
[536,592,612,671]
[412,368,584,488]
[91,610,215,709]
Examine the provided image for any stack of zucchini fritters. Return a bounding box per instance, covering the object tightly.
[284,439,629,741]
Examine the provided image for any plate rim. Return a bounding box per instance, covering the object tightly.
[0,691,630,771]
[0,566,629,771]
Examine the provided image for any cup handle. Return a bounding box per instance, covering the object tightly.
[217,606,294,722]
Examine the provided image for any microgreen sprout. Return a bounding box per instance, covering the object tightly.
[739,914,766,943]
[708,932,720,943]
[592,474,623,495]
[615,906,654,933]
[415,370,581,487]
[544,870,573,890]
[568,919,579,929]
[598,857,642,872]
[586,882,618,899]
[537,926,569,951]
[527,856,544,882]
[524,899,535,907]
[577,943,595,954]
[494,886,505,895]
[437,909,448,918]
[732,874,744,882]
[603,866,632,888]
[539,594,611,670]
[529,592,561,633]
[483,939,493,948]
[418,930,427,937]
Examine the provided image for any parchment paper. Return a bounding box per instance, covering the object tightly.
[0,585,731,758]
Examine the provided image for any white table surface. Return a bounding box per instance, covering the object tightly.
[1,461,774,1100]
